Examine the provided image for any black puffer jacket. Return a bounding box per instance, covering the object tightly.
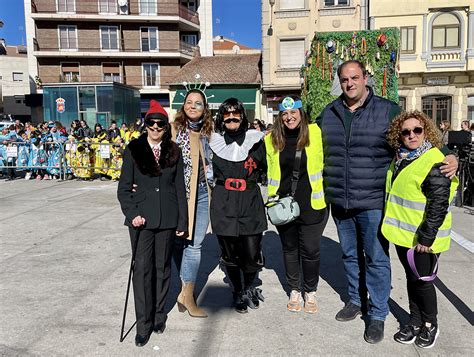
[393,161,452,247]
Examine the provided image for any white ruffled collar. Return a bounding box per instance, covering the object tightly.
[210,130,264,162]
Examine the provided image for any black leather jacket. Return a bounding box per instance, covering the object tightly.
[393,161,452,247]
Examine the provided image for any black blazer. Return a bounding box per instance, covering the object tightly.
[117,134,188,232]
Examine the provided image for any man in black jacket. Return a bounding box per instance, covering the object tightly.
[316,60,458,344]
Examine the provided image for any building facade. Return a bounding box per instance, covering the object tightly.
[0,43,31,120]
[371,0,474,128]
[24,0,212,123]
[261,0,368,122]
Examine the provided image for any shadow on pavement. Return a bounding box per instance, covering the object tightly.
[435,278,474,326]
[262,230,288,293]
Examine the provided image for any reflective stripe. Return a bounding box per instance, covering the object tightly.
[384,217,451,238]
[309,171,323,182]
[311,190,325,200]
[388,194,426,211]
[268,178,280,187]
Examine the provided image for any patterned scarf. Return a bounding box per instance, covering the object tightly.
[394,140,432,174]
[176,128,192,199]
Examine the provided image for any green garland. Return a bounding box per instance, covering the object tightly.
[301,29,400,120]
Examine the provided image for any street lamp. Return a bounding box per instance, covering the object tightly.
[267,0,275,36]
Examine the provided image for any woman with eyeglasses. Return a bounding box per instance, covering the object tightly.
[209,97,267,313]
[171,88,214,318]
[117,100,188,347]
[265,96,328,313]
[383,110,458,349]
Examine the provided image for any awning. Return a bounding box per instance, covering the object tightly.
[172,88,257,110]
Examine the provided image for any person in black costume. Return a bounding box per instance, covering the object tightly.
[209,98,267,313]
[117,100,188,347]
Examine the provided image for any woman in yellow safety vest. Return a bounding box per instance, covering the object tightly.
[383,110,458,349]
[265,96,328,314]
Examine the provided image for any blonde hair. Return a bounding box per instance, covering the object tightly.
[387,110,442,150]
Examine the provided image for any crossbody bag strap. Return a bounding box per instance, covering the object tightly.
[290,149,302,197]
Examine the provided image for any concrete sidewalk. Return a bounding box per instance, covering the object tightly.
[0,180,472,356]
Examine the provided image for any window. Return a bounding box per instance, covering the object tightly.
[422,95,451,126]
[57,0,75,13]
[58,26,77,50]
[432,13,460,49]
[400,27,416,53]
[139,0,157,15]
[99,0,116,14]
[102,63,121,82]
[398,97,406,111]
[78,86,96,111]
[100,26,119,50]
[279,39,305,69]
[324,0,348,6]
[141,27,158,52]
[280,0,305,10]
[142,64,159,86]
[468,96,474,122]
[12,72,23,82]
[181,34,197,46]
[180,0,197,11]
[61,63,80,82]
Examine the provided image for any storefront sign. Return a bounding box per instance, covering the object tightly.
[56,97,66,113]
[426,77,449,86]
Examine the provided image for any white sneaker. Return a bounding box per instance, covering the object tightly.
[287,290,303,312]
[304,291,318,314]
[25,172,32,180]
[43,174,50,180]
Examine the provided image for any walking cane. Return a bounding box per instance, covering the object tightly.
[120,227,140,342]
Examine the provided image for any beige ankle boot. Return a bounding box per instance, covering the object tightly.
[177,283,208,318]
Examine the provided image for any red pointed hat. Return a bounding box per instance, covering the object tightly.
[145,99,168,123]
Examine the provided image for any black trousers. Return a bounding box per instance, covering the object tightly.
[217,234,264,292]
[396,245,439,326]
[129,227,174,336]
[276,215,328,293]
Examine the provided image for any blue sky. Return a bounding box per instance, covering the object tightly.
[0,0,262,49]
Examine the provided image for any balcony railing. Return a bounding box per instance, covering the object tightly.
[31,0,199,25]
[430,50,462,62]
[33,38,197,57]
[38,73,176,87]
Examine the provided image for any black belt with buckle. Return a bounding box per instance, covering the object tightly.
[215,178,257,191]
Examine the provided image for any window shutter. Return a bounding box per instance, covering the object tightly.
[280,0,304,10]
[280,40,305,68]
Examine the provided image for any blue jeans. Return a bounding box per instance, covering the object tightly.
[332,208,391,321]
[180,184,209,283]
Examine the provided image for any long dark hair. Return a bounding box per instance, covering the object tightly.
[214,97,248,134]
[174,89,213,137]
[157,123,180,170]
[270,96,310,152]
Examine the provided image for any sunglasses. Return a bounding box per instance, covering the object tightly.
[223,118,241,124]
[145,118,167,129]
[401,127,423,137]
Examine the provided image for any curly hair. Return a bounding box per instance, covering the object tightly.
[387,110,442,150]
[173,89,213,138]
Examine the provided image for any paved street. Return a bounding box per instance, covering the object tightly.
[0,180,472,356]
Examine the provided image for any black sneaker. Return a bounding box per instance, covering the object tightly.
[335,302,362,321]
[364,320,384,344]
[394,325,420,344]
[415,324,439,349]
[232,292,248,314]
[242,289,259,309]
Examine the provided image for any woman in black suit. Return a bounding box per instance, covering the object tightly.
[117,100,188,347]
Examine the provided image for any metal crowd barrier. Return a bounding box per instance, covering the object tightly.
[0,141,124,181]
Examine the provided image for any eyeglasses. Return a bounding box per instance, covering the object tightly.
[223,118,241,124]
[401,127,423,137]
[145,118,167,129]
[223,111,242,119]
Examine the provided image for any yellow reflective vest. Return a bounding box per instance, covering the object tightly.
[382,148,458,253]
[264,124,326,210]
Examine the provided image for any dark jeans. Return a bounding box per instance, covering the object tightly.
[129,227,175,336]
[396,245,439,326]
[276,213,328,293]
[332,207,391,321]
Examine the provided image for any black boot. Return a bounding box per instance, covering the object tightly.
[232,291,248,313]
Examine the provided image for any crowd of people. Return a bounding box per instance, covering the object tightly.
[116,60,459,349]
[0,118,144,181]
